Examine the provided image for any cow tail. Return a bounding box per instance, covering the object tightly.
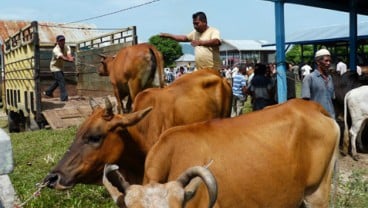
[148,47,164,88]
[342,91,350,154]
[330,120,341,208]
[148,47,157,85]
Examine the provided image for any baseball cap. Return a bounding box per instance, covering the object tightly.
[56,35,65,42]
[315,49,330,58]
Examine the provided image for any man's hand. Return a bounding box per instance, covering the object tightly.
[67,56,75,62]
[191,40,201,47]
[159,33,170,38]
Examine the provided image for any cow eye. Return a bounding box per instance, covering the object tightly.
[88,135,102,143]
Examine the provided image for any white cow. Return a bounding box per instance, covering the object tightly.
[343,85,368,161]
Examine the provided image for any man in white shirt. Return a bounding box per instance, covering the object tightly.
[301,63,312,79]
[43,35,74,101]
[336,58,347,75]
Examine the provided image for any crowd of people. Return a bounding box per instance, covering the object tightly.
[222,62,297,116]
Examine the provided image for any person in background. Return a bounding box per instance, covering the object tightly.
[286,62,296,100]
[43,35,74,101]
[246,65,254,88]
[176,66,186,79]
[301,49,335,119]
[301,62,312,80]
[166,67,175,84]
[248,63,274,111]
[225,66,233,85]
[160,11,221,71]
[336,57,347,75]
[357,65,362,76]
[290,62,300,81]
[231,67,247,117]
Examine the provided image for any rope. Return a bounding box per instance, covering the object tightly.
[14,181,49,208]
[76,61,98,69]
[75,61,99,74]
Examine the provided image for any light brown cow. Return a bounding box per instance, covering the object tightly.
[98,43,164,113]
[44,69,232,189]
[141,99,339,207]
[102,164,218,208]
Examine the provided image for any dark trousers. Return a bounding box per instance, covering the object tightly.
[46,71,68,101]
[252,98,271,111]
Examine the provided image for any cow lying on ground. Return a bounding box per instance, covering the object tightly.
[343,85,368,161]
[103,164,217,208]
[98,43,164,113]
[139,99,339,207]
[43,69,232,189]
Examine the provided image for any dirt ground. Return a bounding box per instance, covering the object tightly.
[337,152,368,182]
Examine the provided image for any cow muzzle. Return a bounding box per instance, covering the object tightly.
[43,173,74,190]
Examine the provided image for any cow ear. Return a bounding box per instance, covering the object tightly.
[103,97,115,120]
[120,107,152,127]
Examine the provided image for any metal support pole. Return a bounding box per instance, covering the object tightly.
[349,1,357,70]
[274,0,287,103]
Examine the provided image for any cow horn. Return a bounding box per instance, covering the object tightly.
[89,97,100,110]
[98,53,107,59]
[103,164,129,208]
[177,166,218,208]
[104,97,113,118]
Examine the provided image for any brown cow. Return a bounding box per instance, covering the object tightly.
[102,164,218,208]
[98,43,164,113]
[139,99,339,207]
[44,69,232,189]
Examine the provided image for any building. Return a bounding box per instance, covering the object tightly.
[175,53,195,69]
[220,40,276,67]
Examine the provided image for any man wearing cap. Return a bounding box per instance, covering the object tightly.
[301,48,335,118]
[43,35,74,101]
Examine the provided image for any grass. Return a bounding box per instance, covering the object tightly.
[8,127,115,208]
[335,169,368,207]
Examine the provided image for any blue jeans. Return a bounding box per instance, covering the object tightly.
[45,71,68,101]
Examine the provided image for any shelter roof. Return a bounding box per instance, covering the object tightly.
[264,0,368,16]
[265,21,368,46]
[221,40,276,51]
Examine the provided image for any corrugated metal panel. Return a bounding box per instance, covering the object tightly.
[37,22,106,45]
[221,40,276,51]
[0,20,29,42]
[0,20,106,45]
[263,21,368,46]
[263,0,368,16]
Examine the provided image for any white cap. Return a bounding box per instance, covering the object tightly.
[315,49,331,58]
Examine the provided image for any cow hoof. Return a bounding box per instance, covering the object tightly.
[339,150,348,157]
[352,154,360,161]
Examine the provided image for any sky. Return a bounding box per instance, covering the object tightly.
[1,0,368,43]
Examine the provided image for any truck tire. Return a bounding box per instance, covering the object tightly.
[7,111,21,133]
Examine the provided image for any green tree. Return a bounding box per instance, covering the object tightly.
[286,44,314,64]
[149,35,183,67]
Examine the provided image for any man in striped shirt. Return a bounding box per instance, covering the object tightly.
[231,67,247,117]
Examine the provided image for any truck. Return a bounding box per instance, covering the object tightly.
[1,21,137,132]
